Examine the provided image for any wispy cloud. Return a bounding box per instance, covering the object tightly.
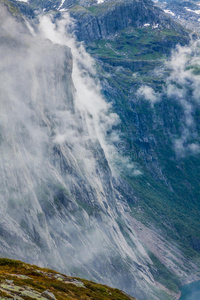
[136,41,200,158]
[165,42,200,157]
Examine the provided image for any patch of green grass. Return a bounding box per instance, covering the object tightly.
[87,26,186,62]
[0,258,23,267]
[69,4,90,13]
[148,253,181,293]
[0,289,12,298]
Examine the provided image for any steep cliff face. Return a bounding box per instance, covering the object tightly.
[0,3,165,300]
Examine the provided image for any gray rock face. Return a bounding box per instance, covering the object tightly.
[69,0,189,43]
[41,290,57,300]
[12,0,189,45]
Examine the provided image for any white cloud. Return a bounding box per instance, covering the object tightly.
[188,143,200,154]
[160,42,200,157]
[39,13,141,176]
[137,85,160,106]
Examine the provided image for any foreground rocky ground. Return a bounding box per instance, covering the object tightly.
[0,258,136,300]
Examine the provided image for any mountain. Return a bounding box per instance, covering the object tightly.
[0,0,200,299]
[0,258,136,300]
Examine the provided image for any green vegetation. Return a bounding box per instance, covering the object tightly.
[0,0,22,16]
[86,0,126,15]
[77,201,102,216]
[69,5,90,13]
[148,253,181,293]
[88,28,200,262]
[125,163,200,259]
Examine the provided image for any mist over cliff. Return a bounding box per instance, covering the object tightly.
[0,4,156,300]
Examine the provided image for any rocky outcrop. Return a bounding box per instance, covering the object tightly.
[0,258,136,299]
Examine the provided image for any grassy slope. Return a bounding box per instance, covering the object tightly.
[0,258,136,300]
[86,26,187,61]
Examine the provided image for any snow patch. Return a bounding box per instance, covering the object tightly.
[97,0,105,3]
[164,9,175,17]
[185,7,200,14]
[153,24,159,29]
[58,0,65,10]
[16,0,28,2]
[143,23,159,28]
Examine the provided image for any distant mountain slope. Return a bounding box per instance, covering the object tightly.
[57,0,200,267]
[59,0,200,294]
[65,0,200,255]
